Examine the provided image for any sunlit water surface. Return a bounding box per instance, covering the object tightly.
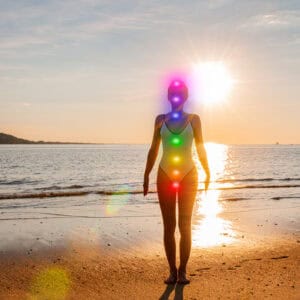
[0,144,299,248]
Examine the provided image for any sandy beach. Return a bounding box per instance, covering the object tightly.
[0,237,299,299]
[0,193,299,299]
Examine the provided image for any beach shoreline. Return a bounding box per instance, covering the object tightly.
[0,194,299,299]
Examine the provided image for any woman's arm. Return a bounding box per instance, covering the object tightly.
[143,114,163,196]
[191,114,210,190]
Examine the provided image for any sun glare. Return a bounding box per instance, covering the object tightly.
[192,143,236,247]
[193,61,234,105]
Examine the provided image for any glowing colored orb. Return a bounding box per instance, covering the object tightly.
[173,169,180,176]
[172,96,180,102]
[172,182,179,189]
[173,156,180,163]
[172,112,179,119]
[173,81,180,87]
[171,137,181,145]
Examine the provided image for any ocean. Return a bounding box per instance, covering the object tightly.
[0,143,299,250]
[0,143,299,201]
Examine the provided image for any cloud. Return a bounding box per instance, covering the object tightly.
[0,2,166,52]
[21,102,32,107]
[207,0,235,10]
[0,35,53,50]
[240,10,300,30]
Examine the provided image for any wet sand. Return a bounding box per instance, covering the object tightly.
[0,194,299,299]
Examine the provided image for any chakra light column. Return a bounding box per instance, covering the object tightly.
[168,79,187,191]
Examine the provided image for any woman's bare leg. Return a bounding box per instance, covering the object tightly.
[177,167,198,283]
[157,167,177,282]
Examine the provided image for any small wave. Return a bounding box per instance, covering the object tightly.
[0,179,40,185]
[1,177,299,189]
[35,184,91,191]
[216,177,300,183]
[217,184,300,190]
[0,184,300,200]
[94,184,300,196]
[0,191,90,200]
[220,197,248,202]
[271,196,300,200]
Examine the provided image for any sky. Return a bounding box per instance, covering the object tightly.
[0,0,299,144]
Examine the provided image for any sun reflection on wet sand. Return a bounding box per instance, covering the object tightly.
[192,143,236,247]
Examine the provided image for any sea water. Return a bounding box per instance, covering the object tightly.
[0,144,299,249]
[0,144,299,201]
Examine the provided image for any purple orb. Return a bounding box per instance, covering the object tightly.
[173,96,180,102]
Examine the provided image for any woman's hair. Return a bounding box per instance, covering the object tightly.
[168,79,188,100]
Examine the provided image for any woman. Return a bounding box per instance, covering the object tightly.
[143,79,210,284]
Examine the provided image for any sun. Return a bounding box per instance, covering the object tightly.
[192,61,234,105]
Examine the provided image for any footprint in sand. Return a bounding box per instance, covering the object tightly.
[240,258,262,263]
[196,267,210,271]
[271,255,288,260]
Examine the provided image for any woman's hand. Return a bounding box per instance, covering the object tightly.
[143,115,163,197]
[204,173,210,191]
[143,176,149,196]
[192,115,210,192]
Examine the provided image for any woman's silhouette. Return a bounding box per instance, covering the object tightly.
[143,79,210,284]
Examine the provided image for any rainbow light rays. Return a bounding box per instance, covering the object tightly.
[105,184,130,216]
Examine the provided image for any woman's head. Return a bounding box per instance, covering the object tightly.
[168,79,188,108]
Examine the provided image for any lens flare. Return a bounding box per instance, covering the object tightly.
[106,184,130,216]
[29,267,70,300]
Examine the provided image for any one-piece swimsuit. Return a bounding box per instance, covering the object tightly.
[159,115,196,182]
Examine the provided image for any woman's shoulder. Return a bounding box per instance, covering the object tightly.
[155,114,165,125]
[189,113,201,122]
[189,113,201,129]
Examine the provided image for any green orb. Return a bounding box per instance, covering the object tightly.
[171,137,181,145]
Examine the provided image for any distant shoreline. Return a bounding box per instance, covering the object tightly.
[0,142,104,145]
[0,133,299,145]
[0,132,102,145]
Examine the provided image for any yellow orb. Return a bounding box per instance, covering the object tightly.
[173,156,180,163]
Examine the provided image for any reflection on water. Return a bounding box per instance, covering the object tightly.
[192,143,236,247]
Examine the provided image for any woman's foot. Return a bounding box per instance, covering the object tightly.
[164,271,177,284]
[177,270,190,285]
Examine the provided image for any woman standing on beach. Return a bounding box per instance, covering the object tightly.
[143,79,210,284]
